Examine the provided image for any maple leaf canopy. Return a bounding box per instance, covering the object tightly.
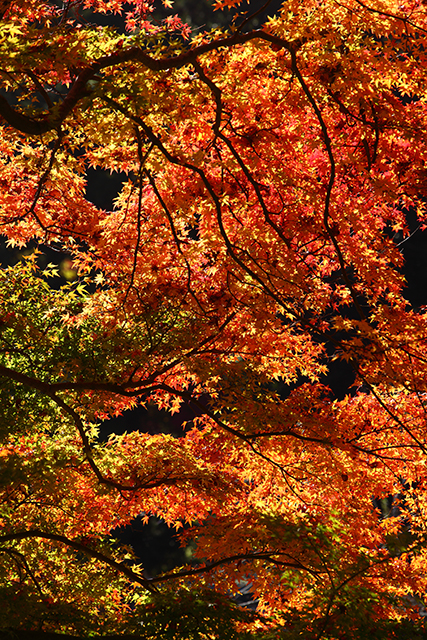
[1,0,427,638]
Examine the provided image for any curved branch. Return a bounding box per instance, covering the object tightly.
[102,96,292,312]
[0,68,94,135]
[26,132,63,230]
[288,49,368,321]
[0,362,330,446]
[123,129,152,303]
[0,545,44,597]
[144,167,207,313]
[0,363,184,492]
[236,0,275,33]
[151,550,321,584]
[353,0,427,34]
[0,31,302,135]
[357,372,427,455]
[0,529,157,593]
[194,62,292,251]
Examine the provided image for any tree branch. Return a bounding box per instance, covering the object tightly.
[0,31,302,135]
[0,529,158,593]
[150,550,320,583]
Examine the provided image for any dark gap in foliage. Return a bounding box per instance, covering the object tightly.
[85,167,128,211]
[400,208,427,308]
[111,515,193,578]
[99,400,200,440]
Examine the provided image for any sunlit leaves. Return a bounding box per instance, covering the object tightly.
[1,0,427,638]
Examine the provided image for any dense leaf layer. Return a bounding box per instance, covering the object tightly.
[1,0,427,638]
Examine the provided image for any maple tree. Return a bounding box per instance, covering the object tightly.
[2,0,427,637]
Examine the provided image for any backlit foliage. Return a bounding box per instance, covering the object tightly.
[1,0,427,638]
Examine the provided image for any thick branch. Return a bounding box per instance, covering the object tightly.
[0,31,302,135]
[0,362,330,446]
[0,69,93,135]
[0,529,157,593]
[0,363,183,492]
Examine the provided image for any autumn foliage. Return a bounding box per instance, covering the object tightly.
[2,0,427,637]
